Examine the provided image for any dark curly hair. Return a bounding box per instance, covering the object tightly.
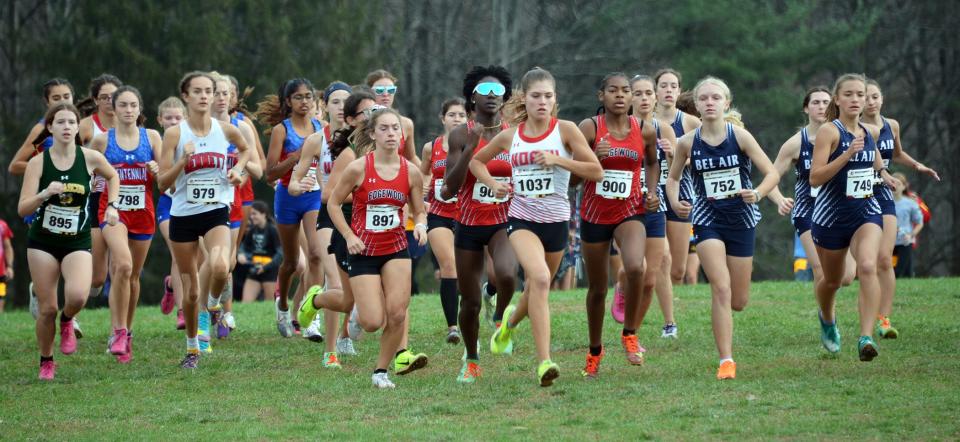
[461,65,512,113]
[330,90,377,158]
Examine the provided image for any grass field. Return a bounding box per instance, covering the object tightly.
[1,278,959,440]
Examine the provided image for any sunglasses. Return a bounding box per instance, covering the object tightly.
[373,85,397,96]
[473,82,506,97]
[359,104,388,118]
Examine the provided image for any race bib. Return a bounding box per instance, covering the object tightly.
[513,168,554,198]
[434,179,456,203]
[473,177,511,204]
[597,170,633,199]
[42,205,80,235]
[846,168,874,198]
[810,186,821,198]
[365,204,400,231]
[703,168,741,200]
[187,178,221,204]
[118,185,146,210]
[659,159,669,186]
[307,164,321,192]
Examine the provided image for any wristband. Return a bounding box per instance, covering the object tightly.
[415,223,427,230]
[753,189,762,201]
[108,201,120,210]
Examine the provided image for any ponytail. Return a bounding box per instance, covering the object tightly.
[255,78,314,134]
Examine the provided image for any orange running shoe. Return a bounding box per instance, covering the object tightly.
[581,349,605,379]
[621,335,646,365]
[717,360,736,380]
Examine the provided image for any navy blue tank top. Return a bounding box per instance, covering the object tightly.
[873,119,895,202]
[792,127,815,221]
[812,120,881,228]
[690,123,760,228]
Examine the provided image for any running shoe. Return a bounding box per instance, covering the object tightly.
[876,316,899,339]
[297,286,322,328]
[323,352,342,369]
[198,311,211,353]
[208,305,222,332]
[489,305,516,355]
[39,360,56,380]
[372,372,395,389]
[621,335,645,365]
[581,350,604,380]
[109,329,128,356]
[59,319,77,355]
[72,318,84,339]
[160,275,175,315]
[661,323,678,339]
[175,309,186,330]
[347,306,364,340]
[223,312,237,330]
[303,316,324,343]
[180,352,200,369]
[29,282,38,320]
[537,359,560,387]
[611,283,625,324]
[117,334,132,364]
[858,336,879,361]
[394,350,428,375]
[819,312,841,354]
[717,360,736,380]
[216,317,231,339]
[446,328,461,345]
[481,282,496,327]
[275,297,293,338]
[336,337,357,355]
[458,360,481,384]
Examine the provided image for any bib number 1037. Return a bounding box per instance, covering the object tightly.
[514,168,553,197]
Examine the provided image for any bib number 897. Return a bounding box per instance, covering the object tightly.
[371,214,395,228]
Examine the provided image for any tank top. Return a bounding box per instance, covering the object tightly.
[351,152,409,256]
[279,117,322,187]
[649,119,667,212]
[28,146,92,248]
[507,118,572,223]
[581,115,646,224]
[428,136,458,218]
[171,118,233,217]
[873,118,895,202]
[456,120,512,226]
[812,120,881,228]
[690,123,761,229]
[670,110,695,202]
[89,113,108,193]
[792,127,816,222]
[100,128,155,215]
[319,125,334,190]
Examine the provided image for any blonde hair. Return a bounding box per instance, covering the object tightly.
[507,67,559,126]
[825,73,867,121]
[725,108,744,128]
[157,96,186,115]
[692,76,732,104]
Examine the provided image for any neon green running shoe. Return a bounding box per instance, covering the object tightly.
[876,316,899,339]
[537,359,560,387]
[394,349,428,375]
[323,352,342,369]
[819,311,841,354]
[297,285,323,327]
[858,336,879,362]
[490,305,516,355]
[457,360,481,384]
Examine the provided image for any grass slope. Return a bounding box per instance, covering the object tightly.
[1,278,959,440]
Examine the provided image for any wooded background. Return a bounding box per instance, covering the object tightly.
[1,0,956,307]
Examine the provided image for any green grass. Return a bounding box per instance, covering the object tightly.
[2,278,959,440]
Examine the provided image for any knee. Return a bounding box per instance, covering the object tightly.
[386,309,406,329]
[38,302,58,319]
[712,284,732,305]
[819,278,842,294]
[112,260,133,281]
[858,259,877,277]
[279,259,297,273]
[670,265,685,282]
[526,270,551,293]
[731,297,748,312]
[306,249,323,269]
[623,261,644,280]
[877,255,893,271]
[440,262,457,277]
[91,274,107,288]
[460,294,480,313]
[359,313,383,332]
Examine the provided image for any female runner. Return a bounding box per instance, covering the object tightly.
[156,97,188,329]
[239,201,283,302]
[365,69,419,166]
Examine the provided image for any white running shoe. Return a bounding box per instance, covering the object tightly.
[661,323,678,339]
[337,337,357,356]
[29,282,38,320]
[275,297,293,338]
[371,372,395,389]
[347,306,364,340]
[303,316,324,342]
[223,312,237,330]
[481,282,496,327]
[72,318,84,339]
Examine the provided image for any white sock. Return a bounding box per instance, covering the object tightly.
[186,336,199,351]
[719,358,734,364]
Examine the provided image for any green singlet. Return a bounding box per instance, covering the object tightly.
[28,146,92,249]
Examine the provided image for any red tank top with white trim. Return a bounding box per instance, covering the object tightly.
[456,121,512,226]
[351,152,409,256]
[428,136,458,218]
[581,115,646,224]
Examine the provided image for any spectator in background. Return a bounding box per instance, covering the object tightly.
[238,201,283,303]
[900,174,931,233]
[892,173,923,277]
[0,218,13,312]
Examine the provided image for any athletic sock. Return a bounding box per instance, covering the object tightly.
[484,282,497,297]
[440,278,459,327]
[589,345,603,356]
[374,368,388,374]
[186,336,199,352]
[40,355,53,364]
[719,357,734,364]
[622,328,636,337]
[395,348,407,357]
[59,312,72,324]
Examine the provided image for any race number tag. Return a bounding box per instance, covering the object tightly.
[42,205,80,235]
[659,159,669,186]
[810,186,821,198]
[846,168,874,198]
[187,178,221,204]
[513,168,554,198]
[703,168,741,200]
[597,170,633,199]
[434,179,456,203]
[473,177,511,204]
[307,164,321,192]
[365,204,400,231]
[118,185,145,210]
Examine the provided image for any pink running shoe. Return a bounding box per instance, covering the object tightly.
[175,309,186,330]
[611,284,626,324]
[60,320,77,355]
[117,334,132,364]
[110,329,128,355]
[160,275,175,315]
[39,360,56,380]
